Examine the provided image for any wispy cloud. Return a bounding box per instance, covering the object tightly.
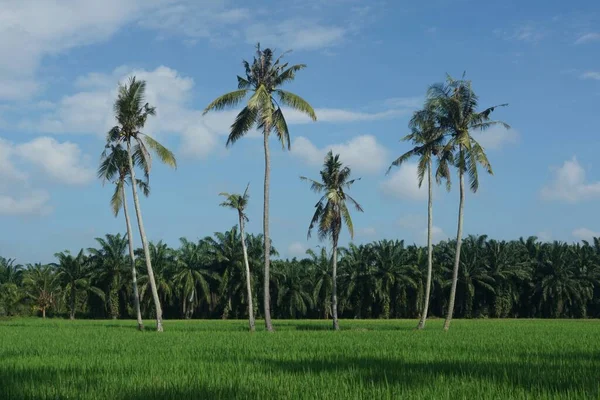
[473,126,520,150]
[572,227,600,242]
[574,32,600,44]
[581,71,600,80]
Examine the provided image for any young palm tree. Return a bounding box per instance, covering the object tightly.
[204,44,316,331]
[174,238,213,319]
[301,151,363,330]
[98,143,148,330]
[219,184,256,331]
[388,107,449,329]
[426,74,509,330]
[107,77,177,332]
[23,263,60,319]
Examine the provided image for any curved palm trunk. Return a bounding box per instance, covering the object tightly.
[444,166,465,331]
[122,184,144,331]
[239,215,256,332]
[263,131,274,332]
[331,236,340,331]
[126,140,163,332]
[417,160,434,330]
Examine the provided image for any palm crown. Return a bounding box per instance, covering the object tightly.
[219,184,250,222]
[203,43,317,148]
[301,151,363,241]
[426,74,509,192]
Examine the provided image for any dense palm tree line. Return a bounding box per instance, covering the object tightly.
[2,234,600,320]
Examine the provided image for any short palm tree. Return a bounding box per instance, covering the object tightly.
[388,106,449,329]
[173,238,213,319]
[301,151,363,330]
[98,143,148,330]
[426,74,509,330]
[54,250,103,320]
[219,184,256,331]
[23,263,60,319]
[204,44,316,331]
[106,77,177,332]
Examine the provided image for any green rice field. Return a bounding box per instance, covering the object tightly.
[1,319,598,399]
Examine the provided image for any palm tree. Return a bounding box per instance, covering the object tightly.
[388,106,449,328]
[204,44,316,331]
[107,77,177,332]
[0,258,24,316]
[173,238,213,319]
[219,185,256,331]
[426,74,509,330]
[54,250,103,320]
[98,143,148,330]
[306,247,333,319]
[301,151,363,330]
[88,234,130,320]
[23,263,59,319]
[136,241,175,315]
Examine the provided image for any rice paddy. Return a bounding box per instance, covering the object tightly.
[1,319,598,399]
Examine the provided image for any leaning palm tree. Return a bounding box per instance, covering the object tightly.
[106,77,177,332]
[219,184,256,331]
[98,143,148,330]
[204,44,316,331]
[426,74,509,330]
[388,106,449,329]
[301,151,363,330]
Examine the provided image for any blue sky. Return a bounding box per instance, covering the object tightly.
[1,0,599,263]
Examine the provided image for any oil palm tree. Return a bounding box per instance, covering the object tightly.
[306,247,333,319]
[219,185,256,331]
[204,44,316,331]
[426,74,509,330]
[107,77,177,332]
[88,234,130,320]
[23,263,60,319]
[54,250,103,320]
[98,143,148,330]
[388,106,449,329]
[173,238,213,319]
[136,241,175,315]
[301,151,363,330]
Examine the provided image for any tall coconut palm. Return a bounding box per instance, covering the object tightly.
[107,77,177,332]
[388,106,449,329]
[219,185,256,331]
[426,74,509,330]
[98,143,148,330]
[301,151,363,330]
[204,44,316,331]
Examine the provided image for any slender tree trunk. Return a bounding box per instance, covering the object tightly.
[331,236,340,331]
[69,285,75,320]
[262,130,274,332]
[122,184,144,330]
[126,140,163,332]
[42,307,46,319]
[444,166,465,331]
[239,215,256,332]
[417,160,434,330]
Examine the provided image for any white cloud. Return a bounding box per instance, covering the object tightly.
[581,71,600,80]
[359,227,377,237]
[15,137,94,185]
[537,231,552,242]
[291,135,388,174]
[380,163,427,201]
[0,138,28,182]
[473,126,519,150]
[495,23,546,44]
[245,19,345,50]
[288,242,307,258]
[0,0,169,100]
[285,107,409,124]
[398,214,446,245]
[0,191,51,216]
[575,33,600,44]
[541,157,600,203]
[383,97,422,109]
[572,227,600,242]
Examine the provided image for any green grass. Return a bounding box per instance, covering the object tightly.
[1,319,598,399]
